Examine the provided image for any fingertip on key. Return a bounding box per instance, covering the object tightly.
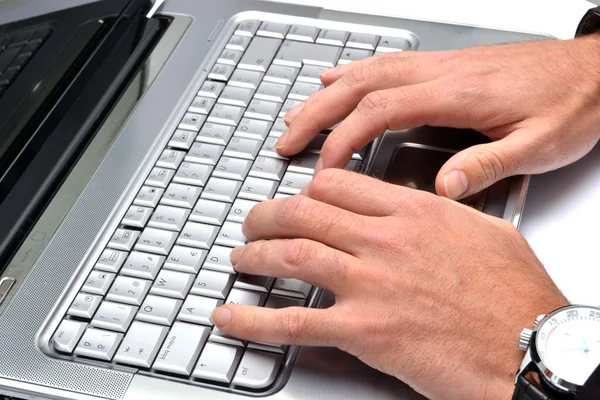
[275,130,289,152]
[283,102,304,124]
[210,307,232,328]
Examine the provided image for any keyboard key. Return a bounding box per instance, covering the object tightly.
[135,227,178,255]
[197,123,235,146]
[259,136,288,160]
[255,81,290,103]
[202,177,242,202]
[191,269,235,299]
[271,278,312,299]
[376,36,411,52]
[68,293,102,319]
[156,149,185,170]
[257,22,290,39]
[153,322,210,375]
[178,113,206,133]
[174,162,212,187]
[208,63,234,81]
[91,301,137,332]
[0,46,21,72]
[238,37,282,72]
[316,29,350,47]
[170,129,197,151]
[188,96,216,115]
[278,171,312,195]
[235,20,261,37]
[178,221,219,249]
[145,167,175,189]
[274,40,342,68]
[75,328,123,361]
[226,35,252,51]
[213,157,252,181]
[185,142,224,166]
[149,205,190,231]
[204,245,235,274]
[224,137,262,160]
[207,103,245,126]
[229,69,264,89]
[108,228,139,251]
[218,85,254,107]
[227,199,259,223]
[347,32,380,50]
[264,65,299,85]
[288,81,322,101]
[232,350,283,389]
[165,246,207,274]
[177,295,223,325]
[297,65,328,84]
[95,249,128,273]
[190,199,231,226]
[161,183,201,209]
[215,222,247,247]
[234,274,274,293]
[122,205,152,228]
[151,270,195,299]
[270,118,287,138]
[235,118,271,141]
[82,271,115,295]
[217,49,243,66]
[53,320,87,353]
[288,152,320,174]
[193,342,243,383]
[287,25,319,42]
[137,295,182,325]
[198,80,225,98]
[120,251,165,280]
[134,186,164,208]
[238,177,277,202]
[338,48,373,65]
[106,276,151,306]
[249,156,288,181]
[114,321,169,368]
[245,99,281,121]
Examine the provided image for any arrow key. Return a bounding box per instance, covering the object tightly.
[193,342,243,383]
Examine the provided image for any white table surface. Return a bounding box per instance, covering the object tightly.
[1,0,598,305]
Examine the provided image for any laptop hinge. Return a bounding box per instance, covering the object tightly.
[146,0,166,18]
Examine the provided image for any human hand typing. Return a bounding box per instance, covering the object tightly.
[276,35,600,200]
[211,170,568,400]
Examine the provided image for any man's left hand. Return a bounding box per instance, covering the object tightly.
[211,169,567,400]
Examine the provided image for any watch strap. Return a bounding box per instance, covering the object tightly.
[512,375,553,400]
[576,6,600,37]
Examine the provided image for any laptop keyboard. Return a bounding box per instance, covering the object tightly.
[0,26,51,98]
[51,18,415,392]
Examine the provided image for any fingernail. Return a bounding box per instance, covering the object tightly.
[283,102,304,124]
[314,157,324,175]
[443,170,469,200]
[320,66,339,77]
[275,130,289,151]
[230,245,246,268]
[210,307,231,327]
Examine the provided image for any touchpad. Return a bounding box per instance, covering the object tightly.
[383,144,488,210]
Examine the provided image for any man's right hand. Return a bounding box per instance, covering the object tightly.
[276,34,600,200]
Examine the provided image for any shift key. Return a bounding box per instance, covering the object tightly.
[153,322,210,375]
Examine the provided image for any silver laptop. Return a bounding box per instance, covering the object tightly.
[0,1,553,399]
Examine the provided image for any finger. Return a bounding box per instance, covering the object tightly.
[317,80,469,172]
[435,133,539,200]
[242,195,367,255]
[438,196,519,233]
[211,305,348,347]
[276,52,444,156]
[230,239,359,295]
[300,168,415,216]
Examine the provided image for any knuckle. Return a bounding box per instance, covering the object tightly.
[342,65,372,89]
[357,90,388,115]
[280,309,304,342]
[278,195,312,229]
[309,168,346,196]
[248,240,270,266]
[283,239,311,268]
[471,149,511,183]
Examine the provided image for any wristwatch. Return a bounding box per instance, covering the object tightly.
[576,6,600,37]
[512,305,600,400]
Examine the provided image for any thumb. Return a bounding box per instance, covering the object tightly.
[435,135,529,200]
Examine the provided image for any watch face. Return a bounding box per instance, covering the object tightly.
[535,306,600,387]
